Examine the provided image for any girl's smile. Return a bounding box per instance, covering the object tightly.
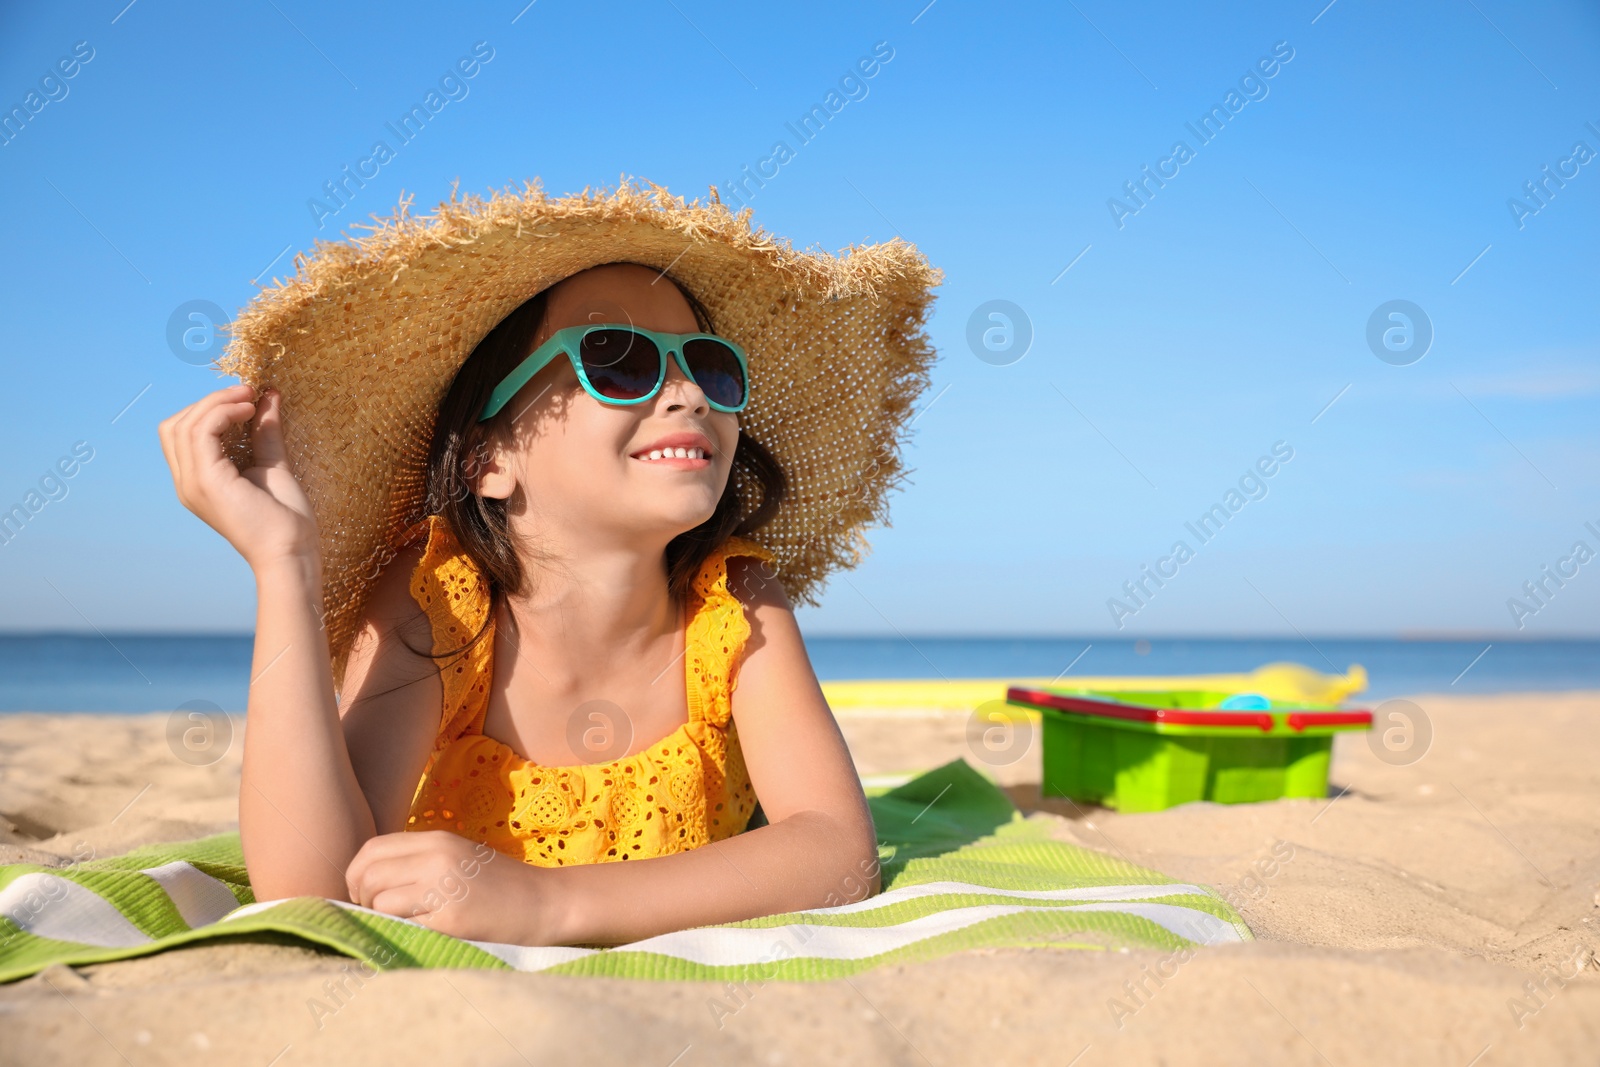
[630,430,715,469]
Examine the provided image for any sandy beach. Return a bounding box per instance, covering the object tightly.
[2,691,1597,1066]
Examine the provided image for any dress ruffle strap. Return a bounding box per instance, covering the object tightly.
[407,515,496,746]
[684,536,777,729]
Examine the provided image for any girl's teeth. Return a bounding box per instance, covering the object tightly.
[638,447,708,462]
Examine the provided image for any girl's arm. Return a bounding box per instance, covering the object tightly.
[346,555,879,945]
[159,386,436,900]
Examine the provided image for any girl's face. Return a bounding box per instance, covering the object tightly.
[477,264,740,548]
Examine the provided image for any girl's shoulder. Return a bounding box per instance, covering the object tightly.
[710,537,789,615]
[399,512,454,562]
[711,534,775,568]
[398,514,494,647]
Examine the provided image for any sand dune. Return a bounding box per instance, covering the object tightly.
[2,692,1597,1065]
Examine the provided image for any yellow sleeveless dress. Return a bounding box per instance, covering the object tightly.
[400,514,770,867]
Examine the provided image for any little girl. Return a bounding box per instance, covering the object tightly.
[157,180,940,947]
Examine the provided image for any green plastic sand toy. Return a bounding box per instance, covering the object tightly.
[1005,686,1373,813]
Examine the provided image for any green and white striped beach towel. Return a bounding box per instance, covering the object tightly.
[0,760,1250,983]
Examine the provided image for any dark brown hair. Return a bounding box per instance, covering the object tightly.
[421,264,786,653]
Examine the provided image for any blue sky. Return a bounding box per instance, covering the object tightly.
[0,0,1596,638]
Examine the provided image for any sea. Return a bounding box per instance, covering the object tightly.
[0,634,1595,713]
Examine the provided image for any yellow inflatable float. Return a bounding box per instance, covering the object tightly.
[820,661,1368,715]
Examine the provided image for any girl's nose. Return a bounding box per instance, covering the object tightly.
[659,357,709,415]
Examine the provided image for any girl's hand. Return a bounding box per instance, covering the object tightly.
[345,831,562,945]
[157,384,320,571]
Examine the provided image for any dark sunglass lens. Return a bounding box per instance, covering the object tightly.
[682,339,747,408]
[579,329,660,401]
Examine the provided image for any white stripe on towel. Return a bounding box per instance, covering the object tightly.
[454,881,1223,968]
[459,898,1242,971]
[138,862,241,929]
[809,880,1214,916]
[466,942,599,970]
[592,900,1241,968]
[0,873,152,949]
[246,882,1243,970]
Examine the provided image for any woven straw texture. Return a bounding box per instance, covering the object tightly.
[217,177,943,688]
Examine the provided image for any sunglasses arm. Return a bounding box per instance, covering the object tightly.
[477,341,567,422]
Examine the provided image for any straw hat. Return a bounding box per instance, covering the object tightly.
[218,177,943,687]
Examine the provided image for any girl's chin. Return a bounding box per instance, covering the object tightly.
[628,470,723,505]
[630,497,721,536]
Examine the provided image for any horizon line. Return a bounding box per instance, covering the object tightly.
[0,629,1596,643]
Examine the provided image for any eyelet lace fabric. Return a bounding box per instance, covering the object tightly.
[401,515,771,867]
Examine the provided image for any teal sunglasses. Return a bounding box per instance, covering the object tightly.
[478,323,750,422]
